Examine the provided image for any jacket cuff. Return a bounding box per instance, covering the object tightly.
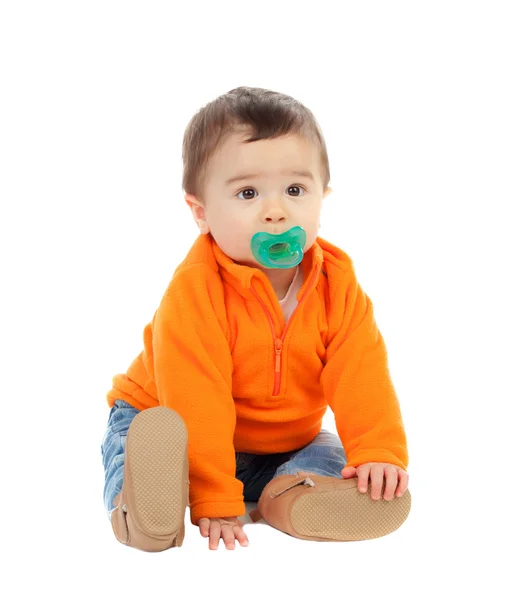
[345,450,408,471]
[190,498,247,526]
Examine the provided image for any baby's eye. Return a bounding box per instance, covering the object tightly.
[236,186,305,200]
[287,186,305,197]
[237,188,257,200]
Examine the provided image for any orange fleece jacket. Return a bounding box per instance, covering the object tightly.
[107,233,408,525]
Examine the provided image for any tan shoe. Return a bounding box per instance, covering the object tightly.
[111,406,189,551]
[251,472,411,541]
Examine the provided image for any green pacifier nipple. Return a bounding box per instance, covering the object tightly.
[250,226,307,269]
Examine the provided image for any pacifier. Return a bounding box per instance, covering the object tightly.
[250,226,307,269]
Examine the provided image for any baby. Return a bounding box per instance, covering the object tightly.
[101,86,411,552]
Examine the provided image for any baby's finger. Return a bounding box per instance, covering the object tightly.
[383,467,398,500]
[395,470,409,497]
[233,524,249,547]
[209,520,222,550]
[369,465,385,500]
[356,465,370,493]
[221,524,236,550]
[198,518,210,537]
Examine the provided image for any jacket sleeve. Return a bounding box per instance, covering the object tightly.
[320,272,409,471]
[152,264,246,525]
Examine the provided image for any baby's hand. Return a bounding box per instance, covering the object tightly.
[198,516,249,550]
[341,462,409,501]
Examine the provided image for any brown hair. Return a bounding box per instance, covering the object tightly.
[181,86,331,203]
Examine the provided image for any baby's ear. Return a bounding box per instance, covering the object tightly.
[185,193,199,209]
[185,194,210,234]
[323,186,333,199]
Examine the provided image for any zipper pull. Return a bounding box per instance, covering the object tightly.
[275,338,283,372]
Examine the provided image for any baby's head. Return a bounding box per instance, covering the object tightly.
[182,86,333,270]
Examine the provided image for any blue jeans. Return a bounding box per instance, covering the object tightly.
[101,400,347,519]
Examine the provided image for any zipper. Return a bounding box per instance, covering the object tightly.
[251,265,320,396]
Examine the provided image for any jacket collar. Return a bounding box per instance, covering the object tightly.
[181,232,345,300]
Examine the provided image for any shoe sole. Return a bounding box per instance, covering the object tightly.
[290,478,411,541]
[124,406,189,537]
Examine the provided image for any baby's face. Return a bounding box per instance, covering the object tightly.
[186,127,332,272]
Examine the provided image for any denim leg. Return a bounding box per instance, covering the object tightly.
[100,400,140,519]
[274,429,347,479]
[236,450,297,502]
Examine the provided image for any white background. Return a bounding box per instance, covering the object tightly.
[1,1,525,598]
